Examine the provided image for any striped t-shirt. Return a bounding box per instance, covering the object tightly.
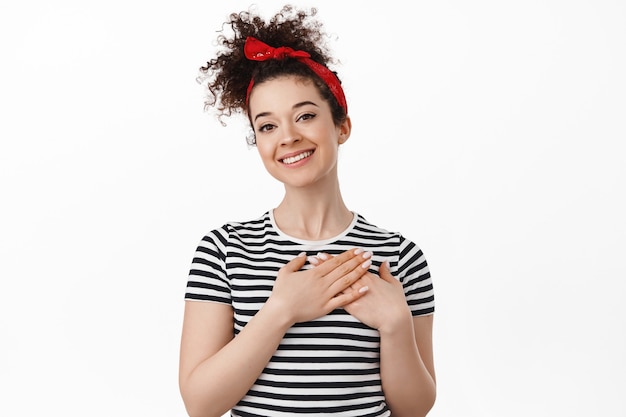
[185,210,434,416]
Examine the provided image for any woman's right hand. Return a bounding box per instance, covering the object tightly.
[266,249,372,325]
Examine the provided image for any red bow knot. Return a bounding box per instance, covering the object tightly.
[244,36,347,113]
[245,37,311,61]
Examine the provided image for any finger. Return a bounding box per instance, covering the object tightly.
[379,260,395,283]
[314,248,362,275]
[281,251,307,272]
[307,252,328,267]
[324,252,372,286]
[327,257,371,294]
[343,275,369,295]
[309,251,342,267]
[328,285,369,309]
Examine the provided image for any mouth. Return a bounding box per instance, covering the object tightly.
[280,150,314,165]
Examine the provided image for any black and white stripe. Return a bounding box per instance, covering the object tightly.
[186,211,434,416]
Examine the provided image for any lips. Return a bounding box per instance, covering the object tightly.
[280,150,314,165]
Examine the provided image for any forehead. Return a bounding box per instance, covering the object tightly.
[248,76,325,115]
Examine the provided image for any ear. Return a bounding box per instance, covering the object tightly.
[338,116,352,145]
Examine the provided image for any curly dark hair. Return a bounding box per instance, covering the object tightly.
[198,5,347,130]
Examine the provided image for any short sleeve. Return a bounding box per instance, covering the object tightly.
[185,226,231,304]
[397,235,435,316]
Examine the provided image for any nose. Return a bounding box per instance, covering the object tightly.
[280,123,301,146]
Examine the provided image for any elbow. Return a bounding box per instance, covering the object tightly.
[180,385,228,417]
[419,385,437,417]
[410,399,436,417]
[393,384,436,417]
[182,400,227,417]
[421,381,437,416]
[425,393,437,416]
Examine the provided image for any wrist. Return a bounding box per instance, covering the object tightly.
[378,307,413,337]
[260,296,296,332]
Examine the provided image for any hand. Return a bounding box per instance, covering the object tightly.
[311,255,411,332]
[266,249,372,326]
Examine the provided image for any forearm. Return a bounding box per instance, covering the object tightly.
[181,301,291,417]
[379,313,436,417]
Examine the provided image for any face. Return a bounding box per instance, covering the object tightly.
[248,76,351,190]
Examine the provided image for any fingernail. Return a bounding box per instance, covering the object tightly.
[359,286,369,293]
[317,252,329,260]
[384,260,391,269]
[308,256,319,265]
[362,251,373,259]
[297,252,307,257]
[361,260,372,269]
[354,248,364,255]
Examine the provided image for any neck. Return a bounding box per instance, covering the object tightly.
[273,178,352,241]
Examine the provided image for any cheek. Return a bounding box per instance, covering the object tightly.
[255,142,269,156]
[256,144,275,165]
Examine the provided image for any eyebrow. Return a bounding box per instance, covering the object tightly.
[253,101,320,122]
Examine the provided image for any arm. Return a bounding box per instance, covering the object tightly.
[316,257,436,416]
[179,249,372,417]
[379,313,436,417]
[349,262,436,416]
[179,298,293,417]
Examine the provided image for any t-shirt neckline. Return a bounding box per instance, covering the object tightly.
[268,209,359,245]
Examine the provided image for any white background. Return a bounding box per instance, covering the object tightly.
[1,0,625,416]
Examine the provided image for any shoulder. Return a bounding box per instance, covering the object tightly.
[201,211,273,244]
[355,214,423,247]
[352,213,399,240]
[352,214,423,254]
[221,211,273,236]
[352,213,427,269]
[223,211,272,231]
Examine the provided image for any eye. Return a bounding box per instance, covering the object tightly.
[297,113,316,122]
[258,123,276,133]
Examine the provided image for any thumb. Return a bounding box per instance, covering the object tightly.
[379,260,395,282]
[282,251,308,272]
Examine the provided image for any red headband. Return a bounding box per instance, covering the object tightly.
[244,36,348,114]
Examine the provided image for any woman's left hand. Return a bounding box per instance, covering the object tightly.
[311,254,411,331]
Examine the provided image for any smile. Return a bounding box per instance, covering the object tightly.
[280,150,314,165]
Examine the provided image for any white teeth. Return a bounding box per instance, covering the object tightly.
[282,151,313,165]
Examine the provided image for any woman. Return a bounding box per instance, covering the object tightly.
[179,5,436,416]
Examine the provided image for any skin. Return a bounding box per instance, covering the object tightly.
[179,75,436,417]
[250,76,354,239]
[312,257,437,417]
